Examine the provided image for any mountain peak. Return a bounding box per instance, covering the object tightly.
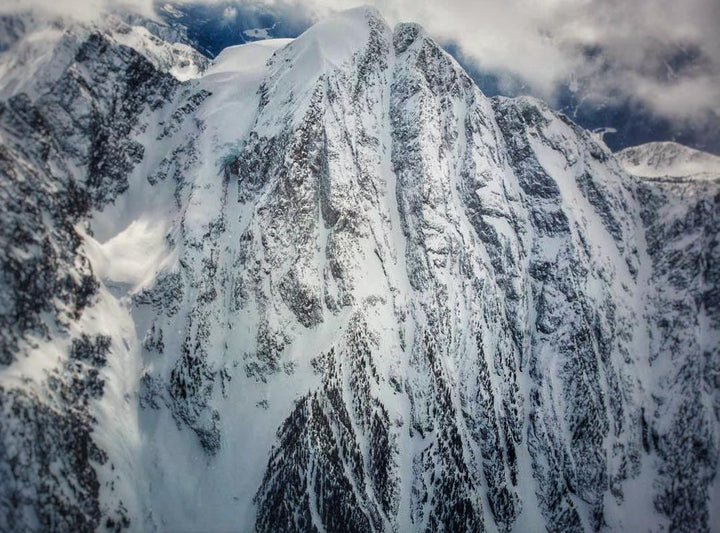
[617,141,720,179]
[288,5,388,62]
[1,6,719,533]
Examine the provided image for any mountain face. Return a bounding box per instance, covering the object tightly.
[0,7,718,533]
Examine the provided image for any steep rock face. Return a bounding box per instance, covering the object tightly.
[490,96,647,531]
[0,14,205,531]
[0,336,124,532]
[0,7,718,533]
[0,13,199,362]
[618,147,720,532]
[638,178,719,532]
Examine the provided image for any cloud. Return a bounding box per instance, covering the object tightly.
[283,0,719,124]
[0,0,156,21]
[2,0,718,126]
[221,5,238,22]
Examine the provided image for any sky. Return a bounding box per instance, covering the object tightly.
[2,0,719,153]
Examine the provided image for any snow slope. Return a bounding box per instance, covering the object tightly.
[617,140,720,180]
[0,6,719,533]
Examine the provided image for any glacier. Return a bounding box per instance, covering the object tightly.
[0,6,718,533]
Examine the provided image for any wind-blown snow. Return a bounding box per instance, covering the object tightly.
[82,218,172,288]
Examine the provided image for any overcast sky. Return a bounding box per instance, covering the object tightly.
[3,0,719,140]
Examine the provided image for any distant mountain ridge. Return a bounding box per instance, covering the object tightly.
[617,141,720,179]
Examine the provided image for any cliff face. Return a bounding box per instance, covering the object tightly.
[617,141,720,532]
[0,7,718,532]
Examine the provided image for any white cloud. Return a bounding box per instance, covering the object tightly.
[222,5,237,21]
[0,0,156,21]
[2,0,718,124]
[286,0,720,123]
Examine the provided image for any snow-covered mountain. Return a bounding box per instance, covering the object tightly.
[0,7,718,532]
[617,141,720,180]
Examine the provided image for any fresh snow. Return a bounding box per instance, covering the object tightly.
[616,140,720,179]
[1,6,718,533]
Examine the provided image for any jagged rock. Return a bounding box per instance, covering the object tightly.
[0,7,718,533]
